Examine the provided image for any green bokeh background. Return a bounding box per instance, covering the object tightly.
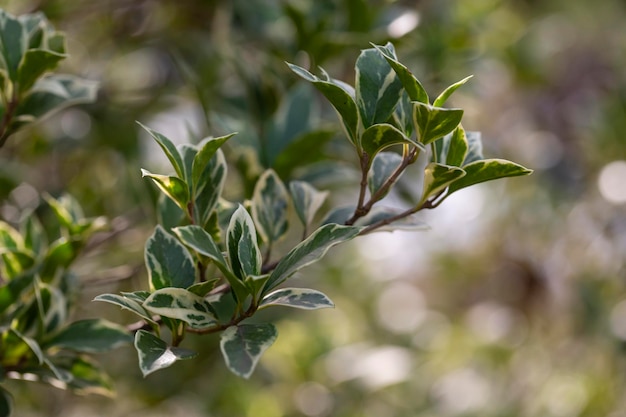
[1,0,625,416]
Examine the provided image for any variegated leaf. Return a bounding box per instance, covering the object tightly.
[265,224,361,291]
[260,288,334,310]
[412,101,464,145]
[421,163,466,203]
[355,43,403,129]
[251,170,289,244]
[288,62,359,147]
[134,330,196,377]
[368,151,403,198]
[93,293,157,325]
[433,75,473,107]
[373,43,429,103]
[145,225,196,290]
[143,287,217,329]
[447,159,533,195]
[227,205,262,279]
[361,123,417,163]
[220,324,277,379]
[137,122,185,179]
[43,319,132,353]
[289,180,329,228]
[194,149,227,227]
[141,169,189,210]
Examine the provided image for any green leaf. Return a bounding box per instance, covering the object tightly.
[194,149,227,227]
[437,126,469,167]
[265,224,361,291]
[227,205,262,279]
[93,293,157,325]
[244,274,270,302]
[220,324,277,379]
[251,170,289,244]
[287,62,359,147]
[137,122,185,179]
[394,90,414,137]
[433,75,473,107]
[145,225,196,291]
[412,101,464,145]
[10,328,44,364]
[260,288,334,310]
[54,356,114,397]
[134,330,196,377]
[21,213,46,255]
[355,43,403,128]
[186,279,219,297]
[0,273,35,314]
[156,192,185,229]
[0,11,26,80]
[368,151,402,198]
[447,159,533,195]
[361,123,416,162]
[143,288,217,329]
[289,181,329,228]
[421,163,466,203]
[173,225,249,303]
[141,169,189,210]
[373,43,429,104]
[44,319,132,353]
[14,74,97,130]
[17,49,66,93]
[192,133,236,193]
[0,385,13,417]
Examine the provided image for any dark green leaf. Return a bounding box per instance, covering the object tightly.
[145,225,196,290]
[463,131,484,165]
[143,288,217,329]
[421,163,466,203]
[447,159,533,195]
[227,205,262,279]
[289,181,329,228]
[0,385,13,417]
[192,133,236,193]
[251,170,289,244]
[260,288,334,310]
[54,356,114,397]
[134,330,196,377]
[137,123,185,179]
[141,169,189,210]
[433,75,473,107]
[187,279,219,297]
[394,90,414,137]
[412,102,464,145]
[220,324,277,379]
[265,224,361,291]
[44,319,132,353]
[287,63,359,147]
[355,43,403,128]
[194,149,227,227]
[10,328,43,364]
[0,11,26,80]
[373,43,428,103]
[438,126,469,167]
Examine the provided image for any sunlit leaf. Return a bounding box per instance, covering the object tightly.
[43,319,132,353]
[447,159,533,195]
[220,324,277,379]
[137,122,185,179]
[17,49,66,93]
[260,288,334,310]
[361,123,416,163]
[143,287,217,329]
[436,126,469,167]
[421,163,466,203]
[145,225,196,290]
[134,330,196,377]
[192,133,236,193]
[265,224,361,291]
[373,43,428,103]
[412,101,463,145]
[251,170,289,244]
[433,75,473,107]
[141,169,189,210]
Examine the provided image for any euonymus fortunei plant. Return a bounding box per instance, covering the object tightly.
[0,6,532,414]
[95,42,532,379]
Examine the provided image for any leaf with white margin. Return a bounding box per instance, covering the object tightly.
[260,288,334,310]
[93,293,157,325]
[134,330,196,377]
[265,224,361,291]
[227,205,262,279]
[251,169,289,244]
[289,181,329,228]
[420,163,466,203]
[447,159,533,195]
[143,288,217,329]
[433,75,473,107]
[145,225,196,291]
[220,324,277,379]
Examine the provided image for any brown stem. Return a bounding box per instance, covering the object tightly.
[345,154,371,225]
[0,92,19,149]
[358,198,435,235]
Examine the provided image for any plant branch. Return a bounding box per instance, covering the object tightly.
[358,198,435,235]
[0,91,19,149]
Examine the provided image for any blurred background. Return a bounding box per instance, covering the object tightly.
[1,0,626,416]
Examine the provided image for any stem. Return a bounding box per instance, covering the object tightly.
[358,198,435,235]
[0,91,19,149]
[187,301,258,335]
[345,154,371,225]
